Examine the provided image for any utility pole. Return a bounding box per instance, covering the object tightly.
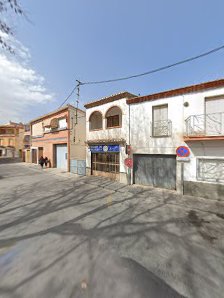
[75,80,81,125]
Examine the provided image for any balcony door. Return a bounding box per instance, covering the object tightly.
[205,97,224,135]
[152,104,169,137]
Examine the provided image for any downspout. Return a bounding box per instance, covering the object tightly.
[128,103,131,185]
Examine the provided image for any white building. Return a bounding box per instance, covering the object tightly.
[127,79,224,200]
[85,92,136,184]
[85,79,224,200]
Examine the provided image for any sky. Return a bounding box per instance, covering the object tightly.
[1,0,224,123]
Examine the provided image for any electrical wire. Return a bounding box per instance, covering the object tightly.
[59,85,78,108]
[81,44,224,85]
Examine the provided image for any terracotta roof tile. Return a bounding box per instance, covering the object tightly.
[127,79,224,105]
[84,92,136,109]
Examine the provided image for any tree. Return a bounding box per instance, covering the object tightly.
[0,0,23,53]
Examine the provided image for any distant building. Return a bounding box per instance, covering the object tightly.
[0,121,25,158]
[30,105,86,173]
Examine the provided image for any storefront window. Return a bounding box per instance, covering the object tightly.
[92,153,120,173]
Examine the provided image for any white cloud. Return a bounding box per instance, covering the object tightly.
[0,33,54,124]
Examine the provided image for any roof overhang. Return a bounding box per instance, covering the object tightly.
[127,79,224,105]
[84,92,136,109]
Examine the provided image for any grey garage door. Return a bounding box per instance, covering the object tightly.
[133,154,176,190]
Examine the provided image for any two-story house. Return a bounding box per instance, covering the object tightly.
[127,79,224,200]
[30,105,86,174]
[0,122,24,158]
[84,92,136,183]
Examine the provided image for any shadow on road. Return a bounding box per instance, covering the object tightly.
[0,158,22,164]
[0,169,223,298]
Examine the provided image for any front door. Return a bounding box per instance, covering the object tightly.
[205,97,224,135]
[55,144,67,170]
[32,149,37,164]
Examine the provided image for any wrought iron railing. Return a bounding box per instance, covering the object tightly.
[185,112,224,136]
[152,120,172,137]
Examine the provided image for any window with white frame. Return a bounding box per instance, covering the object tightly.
[152,104,171,137]
[58,118,67,129]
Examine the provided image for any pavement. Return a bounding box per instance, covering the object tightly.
[0,160,224,298]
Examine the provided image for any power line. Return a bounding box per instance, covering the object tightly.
[81,44,224,85]
[58,84,78,108]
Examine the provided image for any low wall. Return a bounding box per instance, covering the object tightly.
[184,181,224,201]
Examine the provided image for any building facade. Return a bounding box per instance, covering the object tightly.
[85,92,136,184]
[0,122,24,158]
[23,124,31,163]
[30,105,86,173]
[127,79,224,200]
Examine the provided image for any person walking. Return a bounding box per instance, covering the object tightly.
[44,157,48,168]
[39,156,44,169]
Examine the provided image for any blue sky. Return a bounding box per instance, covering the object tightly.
[1,0,224,123]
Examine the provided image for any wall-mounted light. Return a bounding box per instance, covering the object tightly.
[183,102,189,107]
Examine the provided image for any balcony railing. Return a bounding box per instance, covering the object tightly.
[152,120,172,137]
[185,112,224,137]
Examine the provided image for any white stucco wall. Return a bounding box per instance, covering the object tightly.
[86,98,129,142]
[129,86,224,187]
[86,97,130,183]
[130,95,184,155]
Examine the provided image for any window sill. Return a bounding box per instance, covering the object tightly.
[151,135,171,138]
[106,126,122,130]
[44,128,67,134]
[89,128,103,132]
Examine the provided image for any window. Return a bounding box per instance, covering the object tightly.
[205,97,224,135]
[0,139,3,146]
[89,111,103,130]
[106,106,122,128]
[58,118,67,129]
[152,104,171,137]
[92,153,120,173]
[6,129,14,134]
[107,115,119,128]
[0,129,14,134]
[197,158,224,182]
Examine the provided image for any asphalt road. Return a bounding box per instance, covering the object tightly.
[0,160,224,298]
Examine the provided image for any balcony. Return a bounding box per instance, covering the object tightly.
[185,112,224,140]
[152,120,172,137]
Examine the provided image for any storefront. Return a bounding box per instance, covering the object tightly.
[90,144,120,180]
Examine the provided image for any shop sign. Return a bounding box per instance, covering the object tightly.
[90,145,120,153]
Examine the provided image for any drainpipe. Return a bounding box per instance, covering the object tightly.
[128,104,131,185]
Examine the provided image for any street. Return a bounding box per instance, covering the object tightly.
[0,161,224,298]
